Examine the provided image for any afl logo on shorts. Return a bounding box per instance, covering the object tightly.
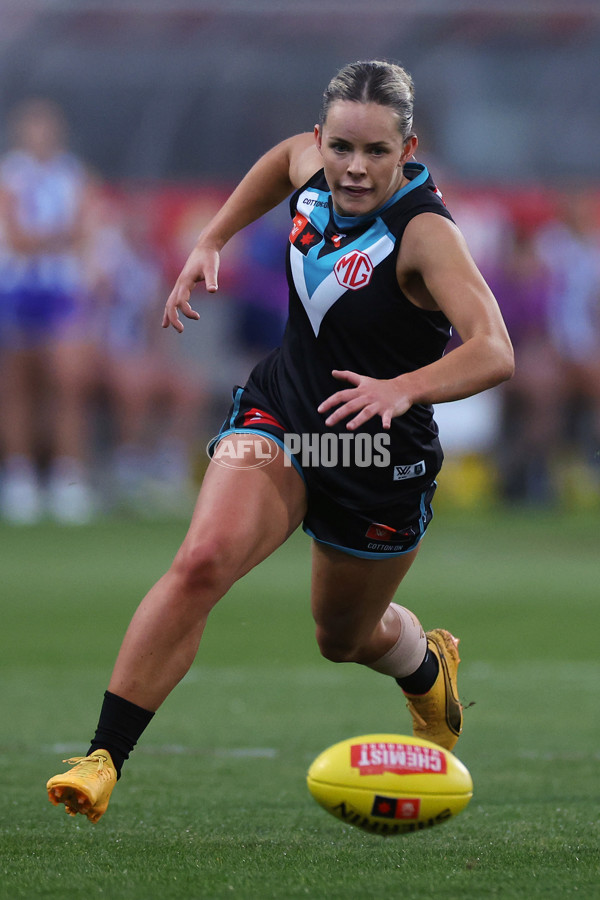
[334,250,374,291]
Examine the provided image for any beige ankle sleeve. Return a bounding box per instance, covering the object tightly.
[367,603,426,678]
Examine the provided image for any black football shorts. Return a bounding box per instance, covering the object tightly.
[209,382,437,560]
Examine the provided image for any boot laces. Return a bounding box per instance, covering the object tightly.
[405,700,428,728]
[62,754,107,773]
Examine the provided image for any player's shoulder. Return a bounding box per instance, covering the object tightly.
[398,210,473,284]
[288,133,322,190]
[403,208,464,252]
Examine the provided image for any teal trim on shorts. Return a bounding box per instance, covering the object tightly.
[303,526,425,559]
[303,486,433,559]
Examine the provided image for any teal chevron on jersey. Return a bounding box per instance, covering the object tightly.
[290,183,397,336]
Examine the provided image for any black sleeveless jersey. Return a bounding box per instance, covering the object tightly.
[245,162,455,509]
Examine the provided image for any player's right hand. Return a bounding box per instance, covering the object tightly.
[162,244,220,332]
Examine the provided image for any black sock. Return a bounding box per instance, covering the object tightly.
[395,647,439,695]
[88,690,155,779]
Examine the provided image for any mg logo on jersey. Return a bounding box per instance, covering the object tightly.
[334,249,374,291]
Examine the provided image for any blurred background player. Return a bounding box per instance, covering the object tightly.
[0,98,97,523]
[536,192,600,503]
[86,193,206,515]
[488,225,565,504]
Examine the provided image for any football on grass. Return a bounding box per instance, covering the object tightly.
[307,733,473,836]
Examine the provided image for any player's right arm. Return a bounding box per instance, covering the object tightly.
[163,132,320,332]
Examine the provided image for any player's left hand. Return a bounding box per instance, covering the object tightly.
[317,370,412,430]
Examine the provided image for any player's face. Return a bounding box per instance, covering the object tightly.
[17,109,64,160]
[315,101,417,217]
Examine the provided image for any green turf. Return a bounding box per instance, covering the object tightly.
[1,508,599,899]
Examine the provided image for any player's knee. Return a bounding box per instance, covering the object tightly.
[315,626,361,664]
[169,538,236,601]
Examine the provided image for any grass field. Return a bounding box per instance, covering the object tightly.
[1,506,599,899]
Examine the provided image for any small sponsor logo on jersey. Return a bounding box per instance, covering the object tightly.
[331,233,344,248]
[290,213,321,256]
[371,795,421,820]
[351,741,447,776]
[393,460,426,481]
[432,184,447,206]
[290,213,308,241]
[301,196,329,209]
[334,249,374,290]
[297,190,329,216]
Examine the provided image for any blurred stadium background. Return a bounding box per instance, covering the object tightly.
[1,0,599,521]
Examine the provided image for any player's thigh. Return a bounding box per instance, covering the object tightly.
[310,540,419,637]
[106,354,157,408]
[178,433,307,582]
[1,346,37,392]
[47,338,99,395]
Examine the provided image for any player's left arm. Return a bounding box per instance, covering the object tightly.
[319,213,514,430]
[396,212,515,401]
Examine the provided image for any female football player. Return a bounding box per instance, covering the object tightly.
[47,60,513,822]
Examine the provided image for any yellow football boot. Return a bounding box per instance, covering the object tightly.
[47,750,117,824]
[404,629,463,751]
